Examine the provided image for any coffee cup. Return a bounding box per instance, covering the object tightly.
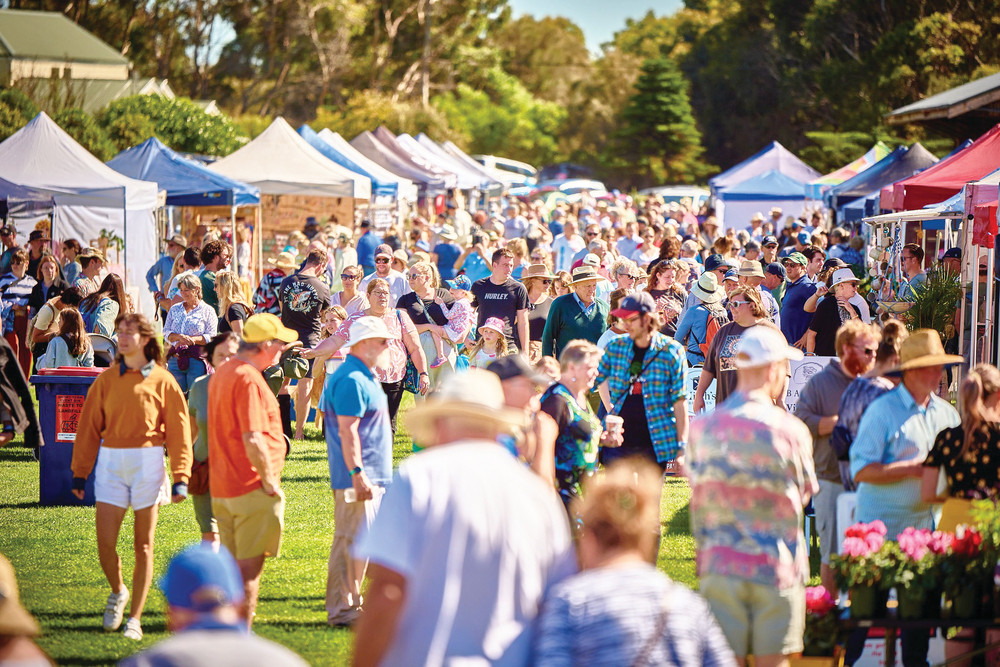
[605,415,624,436]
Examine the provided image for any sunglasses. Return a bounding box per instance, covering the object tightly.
[586,232,599,237]
[341,274,359,280]
[540,279,552,285]
[375,258,390,264]
[728,300,747,308]
[407,273,424,280]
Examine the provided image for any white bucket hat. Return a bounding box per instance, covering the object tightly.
[829,267,860,289]
[345,316,393,347]
[734,326,804,369]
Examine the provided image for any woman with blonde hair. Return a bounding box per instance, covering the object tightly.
[215,270,252,338]
[523,264,556,362]
[534,458,735,665]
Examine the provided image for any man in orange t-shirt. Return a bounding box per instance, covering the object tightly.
[208,313,297,628]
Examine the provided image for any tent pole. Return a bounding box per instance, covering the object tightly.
[231,205,238,277]
[256,205,263,284]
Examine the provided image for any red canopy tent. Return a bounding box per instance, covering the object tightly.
[891,123,1000,210]
[973,199,998,249]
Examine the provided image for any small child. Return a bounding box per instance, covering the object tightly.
[464,317,509,369]
[430,275,476,366]
[310,305,349,432]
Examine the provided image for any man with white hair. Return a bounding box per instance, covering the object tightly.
[352,370,575,665]
[688,326,818,667]
[322,316,394,627]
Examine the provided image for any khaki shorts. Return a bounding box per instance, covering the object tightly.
[700,574,805,657]
[213,487,285,560]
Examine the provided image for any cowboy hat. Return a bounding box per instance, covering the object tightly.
[403,369,527,445]
[891,329,963,372]
[691,272,723,303]
[751,212,765,222]
[568,265,601,285]
[268,251,299,270]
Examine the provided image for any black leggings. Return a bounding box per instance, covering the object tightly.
[381,380,405,432]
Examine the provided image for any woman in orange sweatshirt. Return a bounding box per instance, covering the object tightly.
[70,313,191,641]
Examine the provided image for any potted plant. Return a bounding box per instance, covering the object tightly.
[832,520,893,619]
[941,525,988,619]
[796,585,841,665]
[894,527,950,619]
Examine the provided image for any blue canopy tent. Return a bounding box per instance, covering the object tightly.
[108,137,261,278]
[825,144,938,213]
[716,169,809,230]
[108,137,259,207]
[297,125,398,198]
[841,191,881,223]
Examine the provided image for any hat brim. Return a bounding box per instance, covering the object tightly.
[737,270,765,278]
[734,347,804,369]
[478,324,504,335]
[830,278,859,288]
[892,354,964,373]
[569,276,601,286]
[268,259,298,270]
[611,307,644,319]
[404,401,527,445]
[524,272,556,280]
[692,287,722,303]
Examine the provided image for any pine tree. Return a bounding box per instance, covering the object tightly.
[618,56,714,186]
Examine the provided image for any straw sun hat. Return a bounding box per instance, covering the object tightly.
[403,369,527,445]
[891,329,963,373]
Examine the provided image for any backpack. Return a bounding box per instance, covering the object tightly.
[697,308,728,357]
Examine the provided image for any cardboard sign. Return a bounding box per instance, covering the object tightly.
[55,394,85,442]
[785,356,835,414]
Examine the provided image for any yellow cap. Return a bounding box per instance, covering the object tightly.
[242,314,298,344]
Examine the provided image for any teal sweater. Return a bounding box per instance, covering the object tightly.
[541,293,610,358]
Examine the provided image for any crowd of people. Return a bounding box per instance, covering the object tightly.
[1,192,998,667]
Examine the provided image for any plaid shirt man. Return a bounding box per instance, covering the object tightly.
[597,332,687,462]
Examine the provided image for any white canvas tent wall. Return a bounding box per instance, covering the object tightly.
[210,117,371,199]
[0,112,160,314]
[318,129,418,202]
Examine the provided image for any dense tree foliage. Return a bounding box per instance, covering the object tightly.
[5,0,1000,181]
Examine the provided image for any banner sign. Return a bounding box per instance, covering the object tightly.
[55,394,85,443]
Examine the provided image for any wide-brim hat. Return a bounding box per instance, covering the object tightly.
[569,265,601,285]
[77,247,106,262]
[268,251,298,270]
[829,267,859,289]
[891,329,963,372]
[164,234,188,248]
[438,225,458,241]
[751,212,765,222]
[522,263,555,280]
[691,272,723,303]
[404,369,528,445]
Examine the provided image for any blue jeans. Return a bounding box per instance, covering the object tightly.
[167,357,207,393]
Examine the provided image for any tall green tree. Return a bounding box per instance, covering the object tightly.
[617,57,713,186]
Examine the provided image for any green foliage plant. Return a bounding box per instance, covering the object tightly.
[52,108,115,161]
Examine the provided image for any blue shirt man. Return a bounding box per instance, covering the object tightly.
[355,223,382,276]
[779,252,816,346]
[433,239,462,281]
[146,235,186,295]
[321,316,393,626]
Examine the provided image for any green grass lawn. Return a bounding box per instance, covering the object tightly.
[0,392,702,666]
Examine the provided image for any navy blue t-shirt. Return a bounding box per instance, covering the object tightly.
[779,276,817,345]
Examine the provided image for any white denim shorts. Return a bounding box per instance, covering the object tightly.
[94,447,170,510]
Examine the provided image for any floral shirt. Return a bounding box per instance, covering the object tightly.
[440,297,476,344]
[163,301,219,345]
[541,382,601,508]
[253,269,287,315]
[688,391,818,589]
[335,309,415,383]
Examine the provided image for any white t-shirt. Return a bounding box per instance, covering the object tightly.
[356,441,576,666]
[359,269,411,308]
[550,234,585,273]
[597,327,626,351]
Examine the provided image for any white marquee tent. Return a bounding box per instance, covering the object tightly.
[0,112,161,314]
[210,117,371,199]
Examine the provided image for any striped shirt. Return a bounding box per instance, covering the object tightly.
[534,564,736,666]
[850,383,959,537]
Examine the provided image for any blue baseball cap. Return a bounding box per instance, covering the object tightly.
[160,544,245,612]
[723,269,739,283]
[611,292,657,319]
[446,275,472,291]
[762,235,778,247]
[796,231,811,245]
[704,253,726,272]
[766,262,786,279]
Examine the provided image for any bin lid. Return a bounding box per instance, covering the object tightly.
[34,367,105,376]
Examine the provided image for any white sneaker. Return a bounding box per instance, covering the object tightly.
[102,588,129,631]
[122,617,142,641]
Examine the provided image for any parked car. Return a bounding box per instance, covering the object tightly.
[639,185,710,208]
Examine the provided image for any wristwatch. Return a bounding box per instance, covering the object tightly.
[349,466,363,477]
[419,372,429,377]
